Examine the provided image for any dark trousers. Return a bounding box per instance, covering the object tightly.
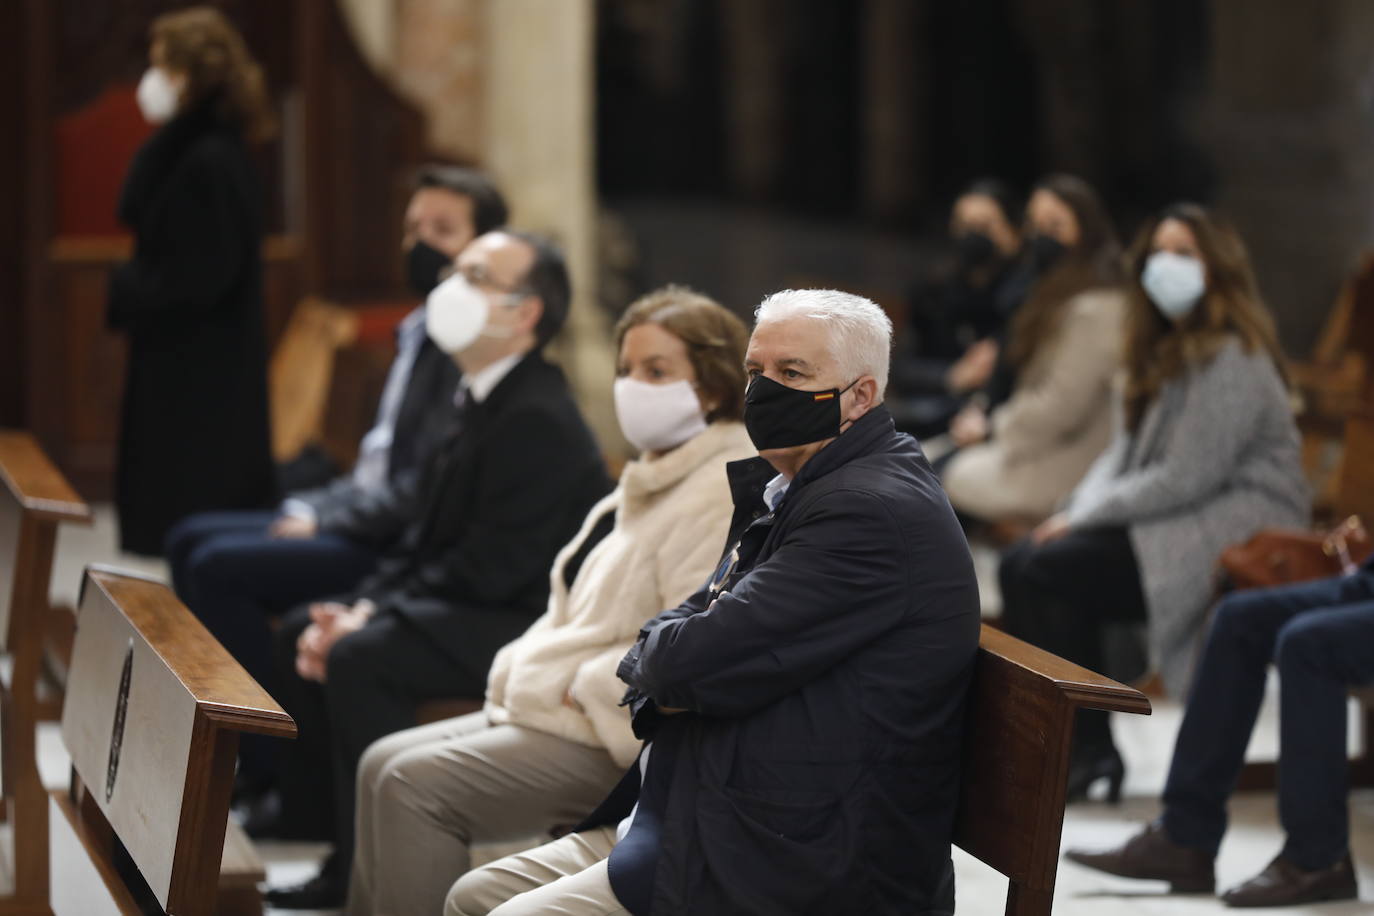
[999,527,1147,749]
[271,603,486,875]
[165,510,380,782]
[1161,572,1374,870]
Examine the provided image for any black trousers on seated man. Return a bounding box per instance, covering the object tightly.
[270,597,494,869]
[1161,568,1374,871]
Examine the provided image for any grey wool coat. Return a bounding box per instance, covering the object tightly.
[1065,338,1309,695]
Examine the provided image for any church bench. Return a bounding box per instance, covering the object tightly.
[0,429,91,914]
[47,568,296,916]
[954,623,1152,916]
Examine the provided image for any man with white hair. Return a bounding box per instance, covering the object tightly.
[446,289,982,916]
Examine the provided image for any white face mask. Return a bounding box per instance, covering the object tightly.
[614,377,708,453]
[136,67,181,125]
[424,274,524,353]
[1141,250,1206,320]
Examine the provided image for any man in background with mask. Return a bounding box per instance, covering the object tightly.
[445,289,981,916]
[164,165,505,834]
[266,230,611,910]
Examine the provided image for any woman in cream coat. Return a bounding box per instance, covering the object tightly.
[941,175,1127,523]
[345,287,755,916]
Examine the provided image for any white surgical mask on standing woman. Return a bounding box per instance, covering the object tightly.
[1141,250,1207,320]
[614,377,708,453]
[136,68,181,125]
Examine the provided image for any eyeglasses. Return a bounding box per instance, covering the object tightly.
[438,261,533,299]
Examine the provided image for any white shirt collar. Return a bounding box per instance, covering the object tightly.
[458,351,524,405]
[762,473,790,511]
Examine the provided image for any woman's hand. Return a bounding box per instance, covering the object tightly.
[271,514,318,539]
[562,685,585,713]
[950,405,990,447]
[1031,513,1072,545]
[947,339,999,394]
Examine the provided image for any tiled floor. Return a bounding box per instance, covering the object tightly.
[6,508,1372,914]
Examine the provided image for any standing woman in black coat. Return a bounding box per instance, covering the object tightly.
[110,7,276,555]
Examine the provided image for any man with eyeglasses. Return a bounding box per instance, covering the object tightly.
[165,165,503,837]
[265,230,612,909]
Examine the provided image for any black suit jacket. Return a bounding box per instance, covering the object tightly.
[353,350,611,675]
[295,336,462,547]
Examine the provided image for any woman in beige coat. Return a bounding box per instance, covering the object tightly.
[941,174,1127,523]
[345,286,756,916]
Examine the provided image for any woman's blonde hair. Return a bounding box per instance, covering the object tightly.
[1121,202,1288,431]
[614,286,750,423]
[151,6,275,143]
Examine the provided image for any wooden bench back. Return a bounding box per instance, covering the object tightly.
[954,624,1151,916]
[50,567,295,916]
[0,428,90,910]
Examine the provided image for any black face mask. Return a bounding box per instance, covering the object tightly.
[406,240,451,297]
[743,374,858,451]
[954,231,997,271]
[1025,234,1067,275]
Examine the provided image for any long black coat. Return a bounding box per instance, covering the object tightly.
[109,101,275,556]
[351,351,612,678]
[603,406,981,915]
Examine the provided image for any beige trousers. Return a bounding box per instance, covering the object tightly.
[346,711,624,916]
[446,826,627,916]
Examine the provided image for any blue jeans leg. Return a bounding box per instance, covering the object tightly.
[1162,572,1374,854]
[1274,600,1374,869]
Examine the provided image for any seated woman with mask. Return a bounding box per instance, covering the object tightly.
[889,179,1024,438]
[939,174,1126,525]
[344,286,755,916]
[999,203,1308,801]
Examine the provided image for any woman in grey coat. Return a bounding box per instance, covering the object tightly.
[999,203,1309,802]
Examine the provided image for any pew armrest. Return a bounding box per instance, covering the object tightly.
[80,566,296,739]
[976,624,1153,716]
[0,429,92,524]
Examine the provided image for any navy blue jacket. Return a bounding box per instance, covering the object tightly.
[597,405,981,915]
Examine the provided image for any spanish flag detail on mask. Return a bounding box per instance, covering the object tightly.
[813,392,835,402]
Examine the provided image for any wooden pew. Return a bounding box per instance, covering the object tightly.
[47,568,295,916]
[0,430,91,914]
[954,624,1152,916]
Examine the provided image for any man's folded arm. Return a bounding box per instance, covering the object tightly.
[620,491,909,717]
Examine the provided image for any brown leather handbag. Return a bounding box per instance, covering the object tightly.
[1220,516,1371,590]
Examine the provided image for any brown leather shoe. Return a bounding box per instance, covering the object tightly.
[1221,853,1357,908]
[1065,821,1215,893]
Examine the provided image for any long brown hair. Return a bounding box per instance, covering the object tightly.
[1005,174,1123,369]
[151,7,275,143]
[1121,202,1288,431]
[614,286,750,423]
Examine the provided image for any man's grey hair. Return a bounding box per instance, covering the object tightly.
[754,289,893,394]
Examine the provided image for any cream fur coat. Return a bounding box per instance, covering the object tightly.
[484,421,754,767]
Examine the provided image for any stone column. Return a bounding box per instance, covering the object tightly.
[1199,0,1374,353]
[482,0,620,451]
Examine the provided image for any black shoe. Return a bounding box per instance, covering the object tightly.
[264,856,345,910]
[1065,743,1125,804]
[237,789,333,843]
